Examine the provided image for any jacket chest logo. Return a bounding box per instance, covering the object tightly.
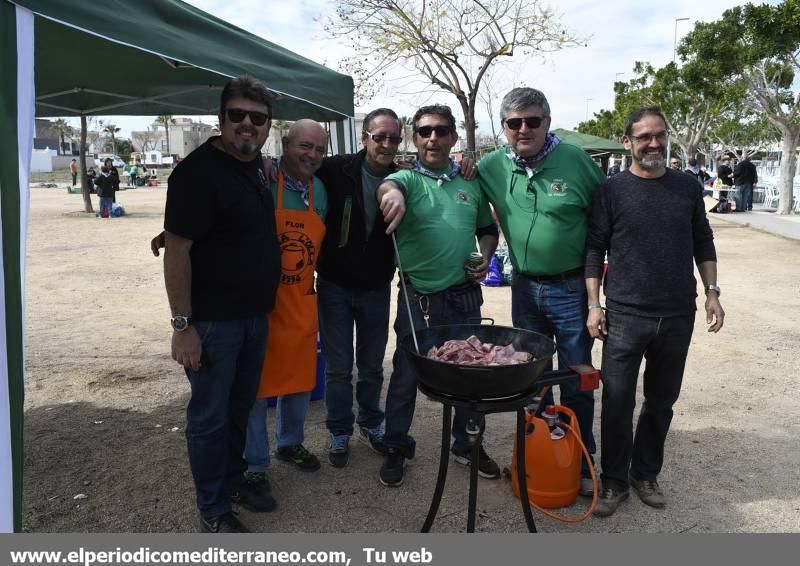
[279,230,316,285]
[455,190,470,204]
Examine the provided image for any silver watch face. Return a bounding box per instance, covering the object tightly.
[171,316,189,331]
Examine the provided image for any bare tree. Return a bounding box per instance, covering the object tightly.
[325,0,580,152]
[478,68,503,148]
[51,119,73,156]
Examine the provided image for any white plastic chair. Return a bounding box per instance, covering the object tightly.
[762,185,779,209]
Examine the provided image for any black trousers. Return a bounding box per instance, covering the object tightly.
[599,310,695,491]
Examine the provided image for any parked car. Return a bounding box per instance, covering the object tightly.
[94,154,125,168]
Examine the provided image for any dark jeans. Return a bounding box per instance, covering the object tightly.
[600,310,695,491]
[184,317,267,518]
[71,172,77,186]
[511,273,596,463]
[318,277,390,436]
[736,183,753,211]
[384,282,485,458]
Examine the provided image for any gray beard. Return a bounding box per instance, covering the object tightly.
[636,155,665,170]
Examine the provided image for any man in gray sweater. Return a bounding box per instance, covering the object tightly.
[584,106,725,518]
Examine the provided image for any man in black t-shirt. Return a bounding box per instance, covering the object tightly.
[585,107,725,518]
[163,76,281,533]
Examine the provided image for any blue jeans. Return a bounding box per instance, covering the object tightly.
[511,273,596,461]
[244,392,311,472]
[600,311,695,491]
[184,317,267,519]
[318,277,390,436]
[736,183,753,211]
[384,282,485,458]
[99,197,113,216]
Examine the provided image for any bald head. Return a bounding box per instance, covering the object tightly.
[282,119,327,180]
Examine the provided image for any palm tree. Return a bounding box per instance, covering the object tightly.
[272,120,290,138]
[155,115,176,156]
[51,118,73,156]
[103,123,121,155]
[459,119,479,133]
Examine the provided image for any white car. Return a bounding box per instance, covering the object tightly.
[94,154,126,168]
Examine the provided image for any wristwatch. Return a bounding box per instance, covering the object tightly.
[705,284,721,296]
[170,315,193,332]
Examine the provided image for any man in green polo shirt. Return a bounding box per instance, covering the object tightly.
[478,87,606,496]
[376,104,499,488]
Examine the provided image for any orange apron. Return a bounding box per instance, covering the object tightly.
[258,172,326,398]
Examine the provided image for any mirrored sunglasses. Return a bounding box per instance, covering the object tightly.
[226,108,270,126]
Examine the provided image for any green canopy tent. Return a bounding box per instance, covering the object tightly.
[0,0,355,532]
[552,128,629,175]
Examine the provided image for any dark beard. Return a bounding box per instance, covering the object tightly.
[233,141,259,156]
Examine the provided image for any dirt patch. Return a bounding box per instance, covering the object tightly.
[23,188,800,532]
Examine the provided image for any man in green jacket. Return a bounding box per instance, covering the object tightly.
[477,87,606,496]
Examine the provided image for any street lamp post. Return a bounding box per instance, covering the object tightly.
[673,17,689,63]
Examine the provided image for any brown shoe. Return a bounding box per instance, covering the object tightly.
[592,487,629,517]
[629,476,666,508]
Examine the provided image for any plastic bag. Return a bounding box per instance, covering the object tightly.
[481,255,504,287]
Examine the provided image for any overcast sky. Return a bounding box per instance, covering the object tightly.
[65,0,753,140]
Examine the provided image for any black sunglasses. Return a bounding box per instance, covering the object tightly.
[365,132,402,145]
[503,116,545,130]
[415,125,453,138]
[225,108,270,127]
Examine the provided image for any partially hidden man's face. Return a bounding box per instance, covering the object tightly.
[412,113,457,169]
[362,115,402,170]
[218,96,271,157]
[624,114,668,171]
[502,104,551,158]
[282,124,327,180]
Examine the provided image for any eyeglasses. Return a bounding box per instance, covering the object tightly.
[365,131,402,145]
[415,125,453,138]
[225,108,270,127]
[503,116,546,130]
[627,131,670,144]
[670,161,681,166]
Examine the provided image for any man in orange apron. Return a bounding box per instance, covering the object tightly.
[243,120,329,498]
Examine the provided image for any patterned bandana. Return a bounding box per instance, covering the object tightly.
[412,158,461,186]
[506,132,561,177]
[279,162,311,206]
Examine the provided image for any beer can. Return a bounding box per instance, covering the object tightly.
[464,252,484,272]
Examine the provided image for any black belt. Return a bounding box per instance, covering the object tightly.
[520,267,584,283]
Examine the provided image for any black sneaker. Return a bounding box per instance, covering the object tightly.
[275,444,321,471]
[243,470,271,493]
[452,445,501,479]
[379,448,405,487]
[231,474,276,512]
[198,511,250,533]
[358,426,387,455]
[328,434,350,468]
[593,486,630,517]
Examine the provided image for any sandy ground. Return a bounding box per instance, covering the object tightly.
[22,186,800,533]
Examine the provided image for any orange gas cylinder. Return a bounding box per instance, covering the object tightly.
[511,405,582,509]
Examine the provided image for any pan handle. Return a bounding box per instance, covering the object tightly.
[467,317,495,326]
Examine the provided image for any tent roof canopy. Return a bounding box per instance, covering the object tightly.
[14,0,354,121]
[553,128,629,156]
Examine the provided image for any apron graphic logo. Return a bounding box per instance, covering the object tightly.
[279,231,316,285]
[455,190,470,205]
